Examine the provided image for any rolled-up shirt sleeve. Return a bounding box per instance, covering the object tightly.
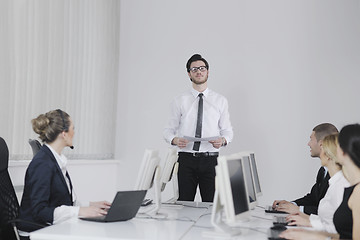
[53,206,80,224]
[163,99,181,144]
[53,200,89,224]
[218,98,233,144]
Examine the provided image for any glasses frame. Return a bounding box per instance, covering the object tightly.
[188,66,208,73]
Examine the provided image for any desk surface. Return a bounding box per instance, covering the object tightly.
[183,206,275,240]
[30,203,278,240]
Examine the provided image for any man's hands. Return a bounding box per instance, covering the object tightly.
[172,137,189,148]
[209,137,226,149]
[272,200,300,214]
[172,137,226,149]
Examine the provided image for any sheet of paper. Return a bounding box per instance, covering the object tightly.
[183,136,220,142]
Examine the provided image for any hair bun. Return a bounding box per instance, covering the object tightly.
[31,114,50,138]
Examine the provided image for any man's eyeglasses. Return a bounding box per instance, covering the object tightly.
[189,66,208,73]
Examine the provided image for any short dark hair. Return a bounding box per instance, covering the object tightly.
[339,124,360,168]
[186,54,209,72]
[313,123,338,142]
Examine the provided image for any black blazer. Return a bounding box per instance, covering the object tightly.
[18,145,73,232]
[293,166,330,215]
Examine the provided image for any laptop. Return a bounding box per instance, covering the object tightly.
[80,190,147,222]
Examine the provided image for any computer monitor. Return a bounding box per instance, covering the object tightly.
[249,152,262,197]
[207,153,251,237]
[135,149,160,190]
[241,154,258,209]
[134,149,161,215]
[160,148,179,203]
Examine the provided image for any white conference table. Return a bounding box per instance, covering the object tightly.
[182,206,276,240]
[30,202,280,240]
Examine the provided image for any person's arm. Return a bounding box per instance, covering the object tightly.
[53,205,79,224]
[309,214,326,230]
[218,98,233,145]
[293,169,329,215]
[208,137,226,149]
[163,99,181,145]
[279,228,339,240]
[350,185,360,240]
[171,137,189,148]
[286,212,311,227]
[309,213,337,234]
[54,201,110,224]
[293,185,318,209]
[27,161,58,224]
[275,201,300,214]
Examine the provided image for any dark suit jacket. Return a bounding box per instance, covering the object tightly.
[293,166,330,215]
[18,145,73,232]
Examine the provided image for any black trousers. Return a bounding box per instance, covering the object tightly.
[177,153,218,202]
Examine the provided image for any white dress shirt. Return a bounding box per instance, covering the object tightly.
[309,170,350,233]
[163,88,233,153]
[45,144,89,224]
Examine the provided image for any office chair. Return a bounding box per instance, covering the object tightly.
[0,137,20,240]
[0,137,45,240]
[28,139,41,157]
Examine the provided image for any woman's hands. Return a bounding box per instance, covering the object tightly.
[286,212,311,227]
[79,201,111,217]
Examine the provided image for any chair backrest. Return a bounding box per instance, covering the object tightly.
[0,137,19,240]
[28,139,41,157]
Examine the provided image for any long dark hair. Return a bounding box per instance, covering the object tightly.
[339,124,360,168]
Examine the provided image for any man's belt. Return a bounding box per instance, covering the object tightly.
[179,152,219,158]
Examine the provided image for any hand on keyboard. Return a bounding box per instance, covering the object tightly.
[272,200,300,214]
[285,212,311,227]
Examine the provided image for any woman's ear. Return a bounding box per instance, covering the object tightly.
[61,131,67,139]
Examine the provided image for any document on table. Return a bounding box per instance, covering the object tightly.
[183,136,220,142]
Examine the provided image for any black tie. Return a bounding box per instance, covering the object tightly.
[193,93,203,151]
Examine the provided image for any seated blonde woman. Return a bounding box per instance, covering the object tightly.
[285,134,349,233]
[18,109,111,239]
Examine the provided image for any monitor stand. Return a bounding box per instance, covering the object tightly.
[138,166,167,218]
[164,162,179,204]
[202,190,242,238]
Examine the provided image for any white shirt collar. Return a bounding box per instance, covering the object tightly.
[45,143,68,171]
[329,170,344,186]
[191,87,209,98]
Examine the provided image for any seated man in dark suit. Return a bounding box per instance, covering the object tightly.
[272,123,338,215]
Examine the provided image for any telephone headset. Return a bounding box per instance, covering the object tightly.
[56,109,74,149]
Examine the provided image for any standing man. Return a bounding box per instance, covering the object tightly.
[163,54,233,202]
[273,123,338,215]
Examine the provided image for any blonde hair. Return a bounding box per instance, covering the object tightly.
[31,109,70,143]
[322,134,339,163]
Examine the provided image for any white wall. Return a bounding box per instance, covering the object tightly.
[5,0,360,207]
[115,0,360,205]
